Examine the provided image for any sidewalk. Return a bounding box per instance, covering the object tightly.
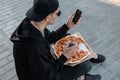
[0,0,120,80]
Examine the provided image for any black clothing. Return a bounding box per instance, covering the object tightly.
[60,61,91,80]
[26,0,59,22]
[10,18,91,80]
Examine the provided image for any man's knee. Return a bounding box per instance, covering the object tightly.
[84,61,92,73]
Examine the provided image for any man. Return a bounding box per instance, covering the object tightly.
[10,0,105,80]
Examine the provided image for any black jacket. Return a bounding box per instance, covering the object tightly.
[10,18,69,80]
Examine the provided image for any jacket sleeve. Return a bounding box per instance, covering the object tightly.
[27,43,67,80]
[46,24,69,44]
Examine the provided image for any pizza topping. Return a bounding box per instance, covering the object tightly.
[55,35,88,63]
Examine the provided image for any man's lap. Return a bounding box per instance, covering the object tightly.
[60,61,92,80]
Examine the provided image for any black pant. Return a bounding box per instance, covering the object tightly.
[59,33,92,80]
[60,61,92,80]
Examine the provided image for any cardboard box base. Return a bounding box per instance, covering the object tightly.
[50,32,98,67]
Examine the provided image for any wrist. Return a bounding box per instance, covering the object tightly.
[65,23,71,28]
[58,54,67,64]
[63,53,69,59]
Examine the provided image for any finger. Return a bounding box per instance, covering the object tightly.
[69,13,75,19]
[71,13,75,17]
[77,20,80,23]
[74,44,79,50]
[75,45,79,50]
[69,44,79,51]
[75,20,80,25]
[63,44,69,51]
[72,52,76,57]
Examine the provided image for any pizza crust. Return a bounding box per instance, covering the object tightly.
[54,33,89,64]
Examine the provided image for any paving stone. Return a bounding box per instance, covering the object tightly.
[91,45,107,55]
[103,35,119,48]
[109,41,120,52]
[100,58,115,69]
[10,76,18,80]
[0,24,6,30]
[111,72,120,80]
[1,68,16,80]
[0,50,10,60]
[0,58,9,67]
[86,35,98,45]
[0,68,6,76]
[101,70,114,80]
[7,55,14,62]
[91,39,104,50]
[100,48,114,58]
[90,64,105,74]
[109,50,120,62]
[2,61,15,72]
[107,62,120,75]
[0,41,4,47]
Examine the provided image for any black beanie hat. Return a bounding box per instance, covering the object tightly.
[26,0,59,22]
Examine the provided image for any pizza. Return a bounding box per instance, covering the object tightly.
[54,35,88,63]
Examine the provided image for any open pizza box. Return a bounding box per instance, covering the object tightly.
[50,32,98,66]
